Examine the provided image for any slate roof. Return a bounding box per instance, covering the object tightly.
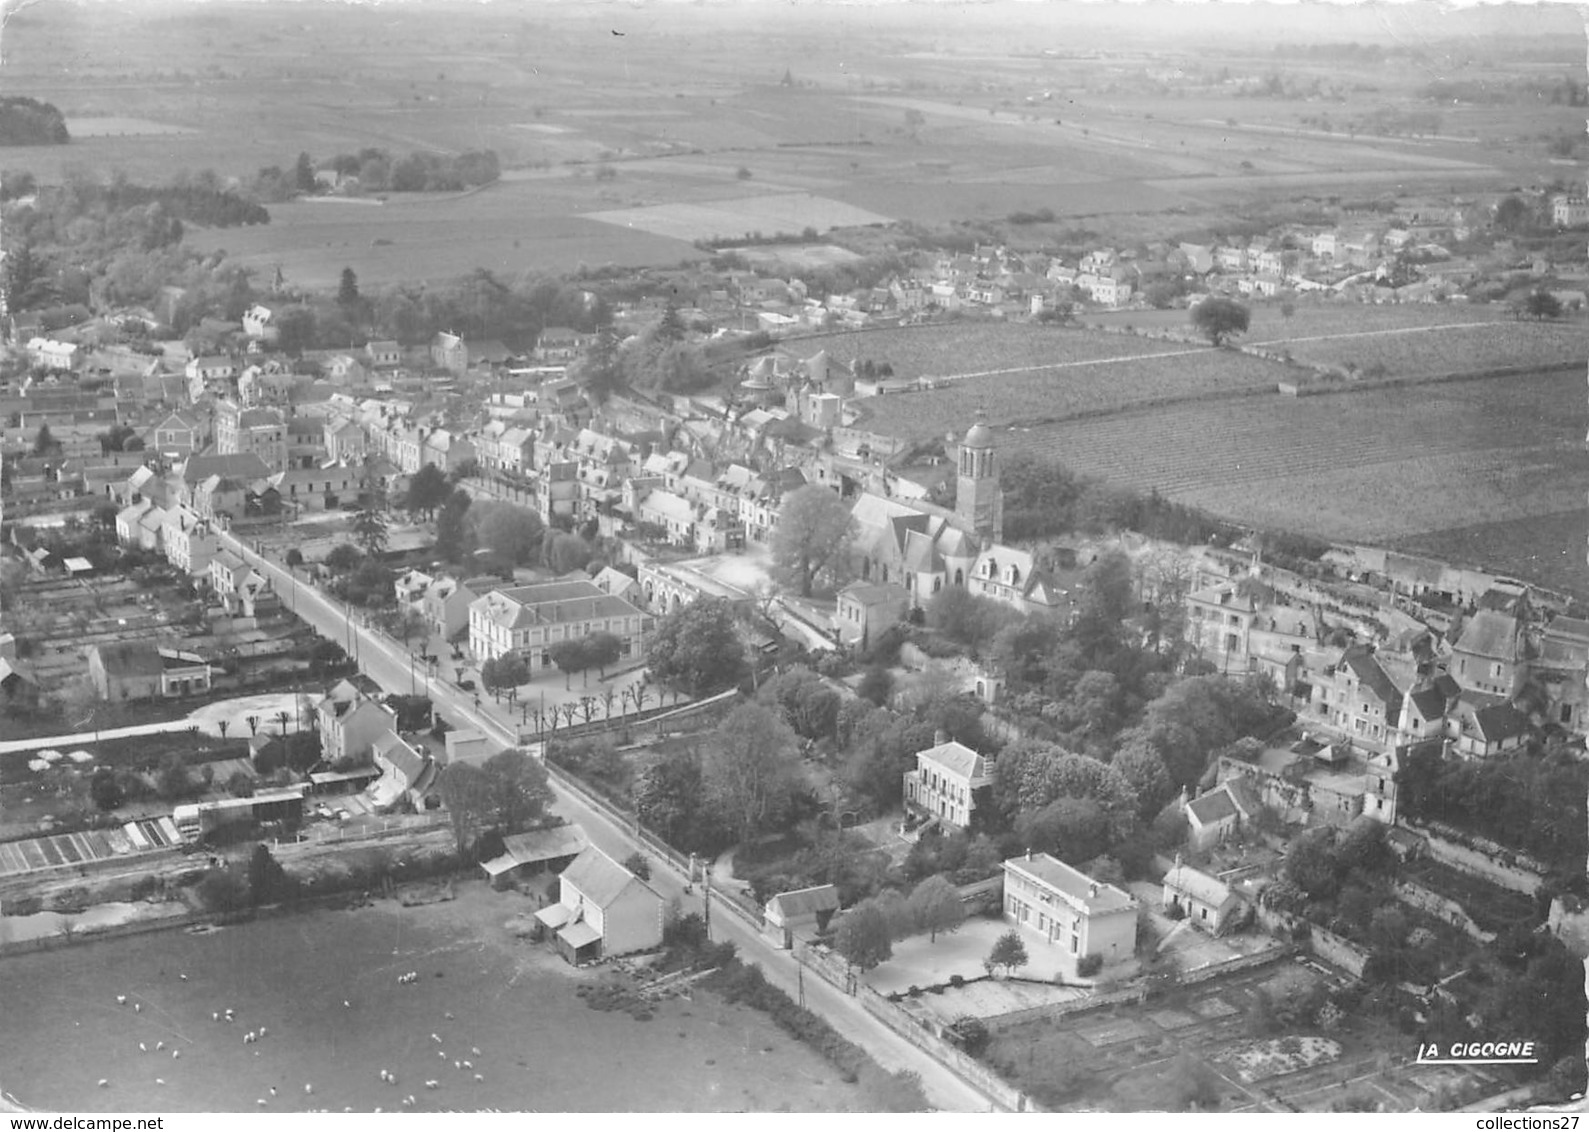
[1473,703,1529,744]
[372,730,429,785]
[1342,646,1402,708]
[840,581,908,606]
[1452,610,1521,661]
[1163,862,1238,909]
[498,825,589,866]
[916,738,993,783]
[561,846,649,909]
[180,452,272,486]
[1186,789,1239,826]
[1408,686,1448,722]
[766,884,841,921]
[92,642,164,679]
[1005,854,1136,915]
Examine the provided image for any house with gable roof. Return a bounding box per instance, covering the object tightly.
[1162,857,1243,935]
[1533,615,1589,735]
[1450,696,1531,759]
[970,544,1068,616]
[763,884,842,949]
[903,730,995,832]
[833,580,909,647]
[1449,609,1528,698]
[315,679,398,765]
[533,845,665,964]
[1186,582,1259,669]
[368,730,437,813]
[1181,777,1260,851]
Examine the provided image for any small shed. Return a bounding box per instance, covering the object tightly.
[479,824,590,890]
[63,556,94,577]
[763,884,841,948]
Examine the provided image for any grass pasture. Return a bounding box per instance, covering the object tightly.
[182,182,706,290]
[583,193,893,242]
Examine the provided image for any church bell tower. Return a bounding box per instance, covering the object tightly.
[956,410,1002,544]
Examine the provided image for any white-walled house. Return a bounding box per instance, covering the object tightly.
[1002,853,1137,973]
[533,845,664,964]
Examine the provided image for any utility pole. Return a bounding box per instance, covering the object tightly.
[702,869,712,940]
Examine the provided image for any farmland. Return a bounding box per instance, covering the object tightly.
[584,192,893,243]
[4,2,1577,290]
[1272,320,1587,381]
[998,365,1589,593]
[794,323,1197,380]
[841,326,1295,438]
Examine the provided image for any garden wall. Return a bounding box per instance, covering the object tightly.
[856,985,1034,1112]
[1403,819,1546,896]
[1393,880,1496,943]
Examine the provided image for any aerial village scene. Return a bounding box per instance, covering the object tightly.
[0,0,1586,1116]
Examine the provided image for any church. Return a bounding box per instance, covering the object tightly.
[848,414,1067,616]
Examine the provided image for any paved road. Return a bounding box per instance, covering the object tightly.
[218,530,998,1112]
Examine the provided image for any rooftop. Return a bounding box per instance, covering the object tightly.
[1004,853,1136,916]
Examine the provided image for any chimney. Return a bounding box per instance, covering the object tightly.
[934,728,948,746]
[1088,883,1099,899]
[1173,851,1183,869]
[1025,849,1031,861]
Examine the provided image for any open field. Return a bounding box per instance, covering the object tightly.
[0,885,873,1114]
[584,192,893,242]
[1087,302,1526,340]
[854,342,1294,439]
[792,323,1195,379]
[5,4,1575,287]
[1269,320,1587,380]
[66,117,198,137]
[1001,366,1589,594]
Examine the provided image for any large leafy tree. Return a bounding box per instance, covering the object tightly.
[834,900,894,972]
[480,748,555,836]
[548,638,590,690]
[573,325,625,403]
[634,747,719,853]
[472,501,544,568]
[1190,296,1251,346]
[405,463,451,520]
[647,597,748,696]
[703,702,802,845]
[481,655,529,697]
[583,631,623,678]
[439,760,495,856]
[435,487,474,563]
[769,485,854,598]
[908,874,965,943]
